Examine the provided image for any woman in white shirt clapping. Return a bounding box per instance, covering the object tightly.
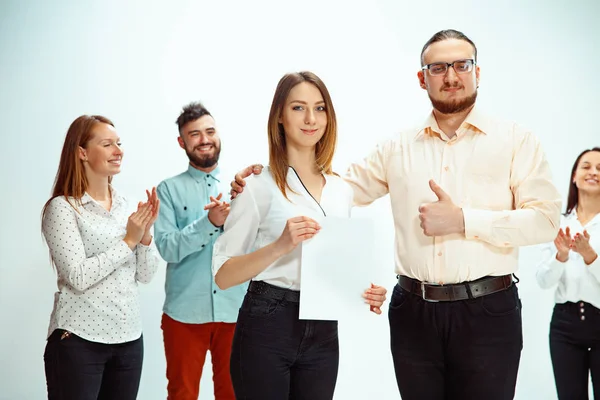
[211,71,387,399]
[41,115,160,400]
[536,147,600,400]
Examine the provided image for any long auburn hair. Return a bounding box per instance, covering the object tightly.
[41,115,115,221]
[565,147,600,215]
[267,71,338,199]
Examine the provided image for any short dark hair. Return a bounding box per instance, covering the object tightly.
[420,29,477,66]
[176,102,211,134]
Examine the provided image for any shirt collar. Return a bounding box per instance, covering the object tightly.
[186,163,221,183]
[414,106,492,140]
[570,207,600,227]
[80,186,123,207]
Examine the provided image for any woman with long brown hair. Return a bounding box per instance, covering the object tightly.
[537,147,600,399]
[41,115,160,400]
[210,71,387,399]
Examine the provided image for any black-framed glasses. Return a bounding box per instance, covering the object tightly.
[422,59,476,76]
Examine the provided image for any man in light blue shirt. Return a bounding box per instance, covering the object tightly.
[154,102,246,400]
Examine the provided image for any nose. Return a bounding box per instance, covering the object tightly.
[443,65,459,84]
[305,109,316,125]
[114,143,123,155]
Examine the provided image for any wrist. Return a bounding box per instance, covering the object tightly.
[584,250,598,265]
[207,214,222,228]
[272,238,290,257]
[556,252,569,263]
[140,234,152,246]
[123,237,137,250]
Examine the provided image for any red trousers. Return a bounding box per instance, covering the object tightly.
[161,313,236,400]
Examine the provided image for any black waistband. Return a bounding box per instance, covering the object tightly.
[247,280,300,303]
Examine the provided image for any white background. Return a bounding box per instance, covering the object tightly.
[1,0,598,399]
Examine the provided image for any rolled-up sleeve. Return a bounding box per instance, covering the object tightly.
[344,140,391,207]
[463,130,561,247]
[212,180,261,276]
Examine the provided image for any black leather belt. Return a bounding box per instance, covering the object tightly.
[398,274,513,302]
[247,280,300,303]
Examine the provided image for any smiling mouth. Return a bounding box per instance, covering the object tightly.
[301,129,318,135]
[195,145,213,152]
[108,159,121,165]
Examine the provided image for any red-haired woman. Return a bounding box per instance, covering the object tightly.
[41,115,160,400]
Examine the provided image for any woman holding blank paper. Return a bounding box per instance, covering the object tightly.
[210,71,387,399]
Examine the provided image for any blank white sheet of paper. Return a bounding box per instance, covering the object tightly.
[299,216,388,321]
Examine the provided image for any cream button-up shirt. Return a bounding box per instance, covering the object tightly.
[344,107,562,284]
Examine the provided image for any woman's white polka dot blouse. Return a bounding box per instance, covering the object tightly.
[42,189,160,344]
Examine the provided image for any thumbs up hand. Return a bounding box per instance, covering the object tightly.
[418,180,465,237]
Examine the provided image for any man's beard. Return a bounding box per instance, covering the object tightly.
[186,143,221,169]
[429,89,477,115]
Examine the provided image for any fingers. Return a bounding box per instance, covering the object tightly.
[429,179,450,201]
[363,284,387,315]
[363,287,387,304]
[235,164,263,185]
[584,230,591,240]
[237,164,263,180]
[370,305,382,315]
[204,202,218,210]
[231,180,244,194]
[288,216,320,225]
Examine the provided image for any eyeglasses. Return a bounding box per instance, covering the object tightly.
[422,59,476,76]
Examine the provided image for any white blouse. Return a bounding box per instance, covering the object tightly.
[42,189,160,344]
[536,209,600,308]
[212,166,354,290]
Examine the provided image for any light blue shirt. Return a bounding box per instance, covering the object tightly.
[155,164,247,324]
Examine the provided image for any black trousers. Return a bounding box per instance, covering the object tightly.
[389,282,523,400]
[550,301,600,400]
[230,288,339,399]
[44,329,143,400]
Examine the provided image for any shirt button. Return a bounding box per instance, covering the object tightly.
[213,290,217,294]
[208,184,211,186]
[580,308,585,313]
[581,315,586,321]
[437,252,442,257]
[580,302,585,307]
[444,166,449,172]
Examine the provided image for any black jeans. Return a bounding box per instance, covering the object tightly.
[389,282,523,400]
[550,301,600,400]
[230,289,339,399]
[44,329,144,400]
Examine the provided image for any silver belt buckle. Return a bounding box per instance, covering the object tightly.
[421,281,439,303]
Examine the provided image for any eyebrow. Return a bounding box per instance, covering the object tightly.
[99,137,120,142]
[288,100,325,105]
[187,127,215,134]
